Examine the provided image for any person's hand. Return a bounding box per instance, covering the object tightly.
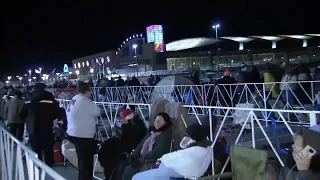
[293,152,311,171]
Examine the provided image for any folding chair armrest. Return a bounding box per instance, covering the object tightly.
[198,172,233,180]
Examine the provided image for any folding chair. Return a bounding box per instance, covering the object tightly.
[198,145,268,180]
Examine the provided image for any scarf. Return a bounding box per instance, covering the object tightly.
[140,132,161,155]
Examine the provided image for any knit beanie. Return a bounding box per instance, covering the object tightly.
[186,123,208,142]
[120,109,134,122]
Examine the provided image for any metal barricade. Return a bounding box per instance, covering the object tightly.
[0,125,66,180]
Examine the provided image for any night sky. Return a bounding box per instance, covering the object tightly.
[2,0,318,76]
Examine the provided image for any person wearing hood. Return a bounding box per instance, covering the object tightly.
[122,112,173,180]
[132,123,213,180]
[278,125,320,180]
[20,83,60,167]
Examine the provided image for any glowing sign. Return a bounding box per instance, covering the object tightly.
[146,25,165,52]
[63,64,69,72]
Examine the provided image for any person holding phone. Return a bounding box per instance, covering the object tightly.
[278,126,320,180]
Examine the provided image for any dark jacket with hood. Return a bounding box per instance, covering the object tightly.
[278,129,320,180]
[21,86,60,135]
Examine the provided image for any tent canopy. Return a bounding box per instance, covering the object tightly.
[151,75,196,103]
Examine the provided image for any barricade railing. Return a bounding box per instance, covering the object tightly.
[56,99,319,176]
[0,125,66,180]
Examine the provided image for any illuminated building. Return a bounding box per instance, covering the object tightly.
[146,25,165,52]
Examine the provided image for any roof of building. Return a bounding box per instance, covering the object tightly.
[165,34,320,51]
[166,37,216,51]
[250,36,284,41]
[220,36,254,42]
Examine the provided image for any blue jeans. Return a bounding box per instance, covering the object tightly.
[132,163,183,180]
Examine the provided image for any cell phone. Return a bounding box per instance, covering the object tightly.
[301,145,317,159]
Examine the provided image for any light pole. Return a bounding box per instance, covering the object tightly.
[90,68,94,80]
[132,44,138,76]
[39,67,42,77]
[212,24,220,51]
[212,24,220,41]
[212,24,220,70]
[18,77,23,84]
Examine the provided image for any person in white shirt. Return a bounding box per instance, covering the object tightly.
[66,81,100,180]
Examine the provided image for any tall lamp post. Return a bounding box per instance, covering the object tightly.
[28,70,32,79]
[212,24,220,49]
[132,44,138,77]
[212,24,220,71]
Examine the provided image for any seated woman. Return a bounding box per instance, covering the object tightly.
[122,112,173,180]
[99,108,147,180]
[132,123,212,180]
[278,125,320,180]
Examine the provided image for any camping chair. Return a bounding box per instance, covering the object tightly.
[197,145,268,180]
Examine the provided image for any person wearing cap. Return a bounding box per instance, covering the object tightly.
[6,90,25,140]
[20,83,60,167]
[122,112,173,180]
[98,108,147,180]
[132,123,213,180]
[213,67,237,107]
[278,126,320,180]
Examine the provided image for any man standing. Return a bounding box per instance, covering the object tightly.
[21,83,59,167]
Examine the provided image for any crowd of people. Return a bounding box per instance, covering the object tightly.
[0,62,320,180]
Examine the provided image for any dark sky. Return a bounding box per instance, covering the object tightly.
[1,0,318,76]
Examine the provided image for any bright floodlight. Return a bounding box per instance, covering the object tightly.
[7,76,12,80]
[69,72,72,74]
[132,44,138,49]
[28,79,31,82]
[28,70,31,73]
[90,68,94,73]
[75,70,80,75]
[5,81,9,84]
[32,77,36,80]
[18,77,23,80]
[212,24,220,29]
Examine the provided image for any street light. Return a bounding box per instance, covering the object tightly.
[75,70,80,75]
[39,67,42,77]
[7,76,12,81]
[132,44,138,76]
[90,68,94,73]
[212,24,220,41]
[18,77,23,84]
[28,70,32,78]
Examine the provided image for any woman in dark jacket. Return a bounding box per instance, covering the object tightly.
[122,112,173,180]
